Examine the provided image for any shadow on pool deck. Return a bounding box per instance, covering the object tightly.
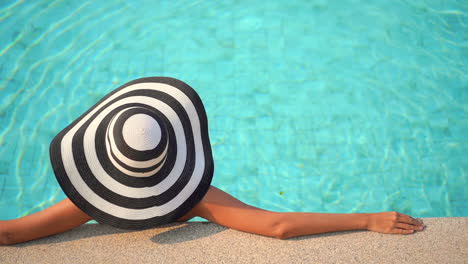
[1,217,466,263]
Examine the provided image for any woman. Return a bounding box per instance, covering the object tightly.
[0,77,425,245]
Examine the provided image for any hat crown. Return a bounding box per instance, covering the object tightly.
[106,106,169,178]
[122,113,162,151]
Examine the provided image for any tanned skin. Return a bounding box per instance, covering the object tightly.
[0,186,425,245]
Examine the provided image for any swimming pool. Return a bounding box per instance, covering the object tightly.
[0,0,466,220]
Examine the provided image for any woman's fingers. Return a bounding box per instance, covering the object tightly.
[391,212,426,234]
[396,212,426,227]
[391,228,415,235]
[367,212,426,235]
[395,222,423,231]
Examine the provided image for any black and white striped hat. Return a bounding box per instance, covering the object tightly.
[50,77,214,229]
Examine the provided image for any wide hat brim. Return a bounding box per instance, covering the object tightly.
[50,77,214,230]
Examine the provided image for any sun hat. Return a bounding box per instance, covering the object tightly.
[49,77,214,230]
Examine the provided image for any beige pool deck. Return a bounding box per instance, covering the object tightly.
[1,217,466,263]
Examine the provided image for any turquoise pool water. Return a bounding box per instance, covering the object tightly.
[0,0,466,220]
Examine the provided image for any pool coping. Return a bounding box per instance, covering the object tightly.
[1,217,466,263]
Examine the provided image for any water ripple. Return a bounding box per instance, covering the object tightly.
[0,2,128,148]
[0,0,25,22]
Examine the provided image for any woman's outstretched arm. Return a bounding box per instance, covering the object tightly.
[189,186,426,239]
[0,197,198,245]
[0,199,93,245]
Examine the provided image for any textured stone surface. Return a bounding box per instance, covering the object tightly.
[0,217,466,264]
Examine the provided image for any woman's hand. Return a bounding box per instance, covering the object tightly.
[366,211,426,235]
